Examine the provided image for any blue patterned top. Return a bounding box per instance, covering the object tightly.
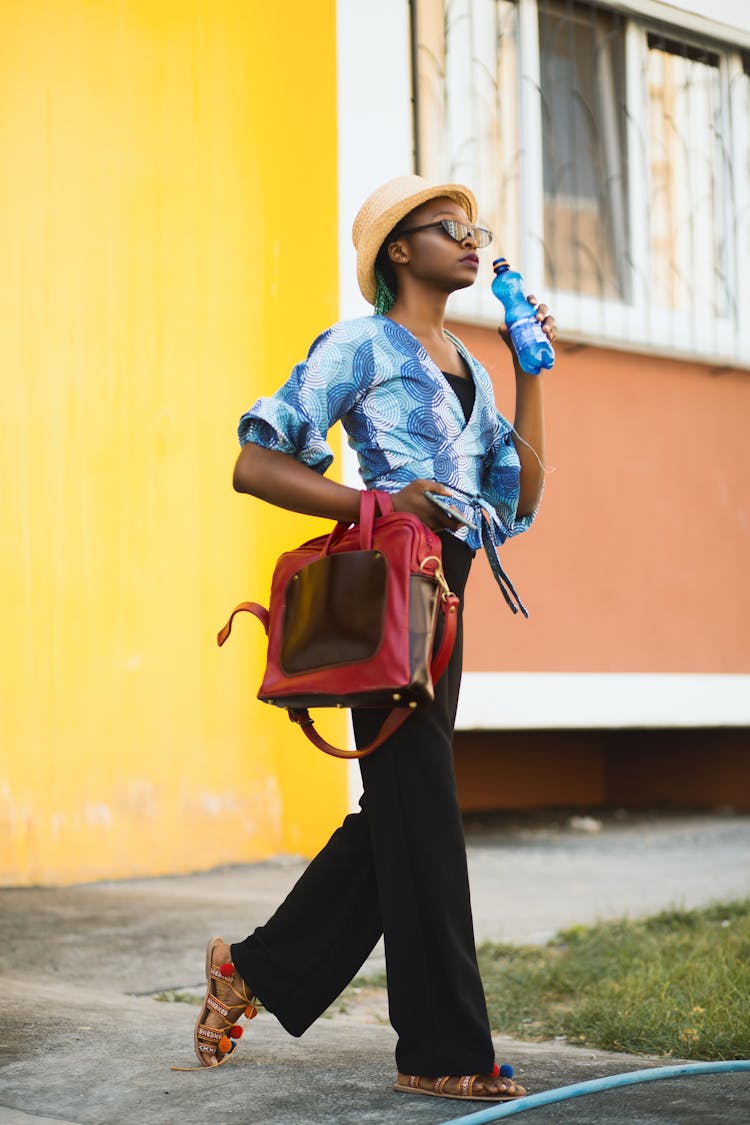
[238,316,538,613]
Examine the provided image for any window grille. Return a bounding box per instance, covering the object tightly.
[412,0,750,366]
[539,1,628,301]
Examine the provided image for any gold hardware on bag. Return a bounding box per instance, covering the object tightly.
[392,692,402,702]
[420,556,453,600]
[409,701,418,709]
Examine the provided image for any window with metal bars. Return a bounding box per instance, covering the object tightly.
[539,1,629,301]
[411,0,750,366]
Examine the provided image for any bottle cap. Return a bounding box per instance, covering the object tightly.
[492,258,509,273]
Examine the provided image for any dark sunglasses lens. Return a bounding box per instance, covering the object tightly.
[442,219,492,248]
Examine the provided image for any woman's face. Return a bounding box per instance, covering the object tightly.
[387,196,482,295]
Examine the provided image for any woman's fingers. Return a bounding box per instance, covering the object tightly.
[527,295,558,341]
[392,479,457,530]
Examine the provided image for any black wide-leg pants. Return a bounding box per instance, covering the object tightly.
[231,533,495,1076]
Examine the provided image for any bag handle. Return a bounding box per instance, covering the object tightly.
[286,590,459,760]
[323,489,394,555]
[217,601,269,645]
[357,488,393,550]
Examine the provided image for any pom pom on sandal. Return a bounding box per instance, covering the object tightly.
[493,1062,515,1079]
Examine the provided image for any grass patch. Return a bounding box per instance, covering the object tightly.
[478,899,750,1059]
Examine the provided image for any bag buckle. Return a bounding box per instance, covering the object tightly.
[288,708,314,728]
[420,556,454,601]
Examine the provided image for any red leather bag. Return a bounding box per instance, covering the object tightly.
[217,490,459,759]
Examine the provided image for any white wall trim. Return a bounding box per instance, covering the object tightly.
[337,0,416,804]
[336,0,414,328]
[457,672,750,730]
[609,0,750,46]
[336,0,416,489]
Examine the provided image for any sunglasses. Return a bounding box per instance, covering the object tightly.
[394,218,493,249]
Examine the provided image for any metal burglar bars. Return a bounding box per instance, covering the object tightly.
[412,0,750,368]
[539,1,630,302]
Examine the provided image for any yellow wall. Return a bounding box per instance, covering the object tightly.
[0,0,348,885]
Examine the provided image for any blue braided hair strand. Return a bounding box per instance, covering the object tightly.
[374,266,396,315]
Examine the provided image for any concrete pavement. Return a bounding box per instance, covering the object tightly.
[1,809,749,1124]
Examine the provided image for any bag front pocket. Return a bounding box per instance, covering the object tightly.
[280,550,388,674]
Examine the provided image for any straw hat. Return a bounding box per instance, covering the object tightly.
[352,174,478,304]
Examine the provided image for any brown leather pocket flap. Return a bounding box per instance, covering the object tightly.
[280,550,387,675]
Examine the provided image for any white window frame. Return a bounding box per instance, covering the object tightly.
[442,0,750,369]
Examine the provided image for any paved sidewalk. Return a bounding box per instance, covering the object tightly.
[1,810,749,1124]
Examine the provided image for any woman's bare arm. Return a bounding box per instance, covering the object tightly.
[512,367,546,517]
[233,443,361,522]
[233,443,457,531]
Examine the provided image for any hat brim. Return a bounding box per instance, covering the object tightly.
[353,180,478,305]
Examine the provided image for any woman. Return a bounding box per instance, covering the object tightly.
[191,175,557,1102]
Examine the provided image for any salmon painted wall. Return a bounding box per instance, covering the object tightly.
[451,324,750,674]
[0,0,347,885]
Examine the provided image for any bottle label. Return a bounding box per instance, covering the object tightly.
[510,316,547,350]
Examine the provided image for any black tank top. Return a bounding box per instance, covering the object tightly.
[441,370,475,424]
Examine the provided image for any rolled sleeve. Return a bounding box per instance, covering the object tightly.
[238,391,335,473]
[237,321,374,474]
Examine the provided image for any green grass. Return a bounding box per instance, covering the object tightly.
[353,899,750,1060]
[477,899,750,1059]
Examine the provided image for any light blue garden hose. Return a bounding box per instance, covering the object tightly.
[436,1060,750,1124]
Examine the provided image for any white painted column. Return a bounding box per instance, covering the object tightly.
[336,0,416,804]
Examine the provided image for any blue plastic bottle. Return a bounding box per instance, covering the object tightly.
[491,258,555,375]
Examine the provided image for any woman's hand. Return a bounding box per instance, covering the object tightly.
[391,479,459,531]
[528,295,558,343]
[498,295,558,360]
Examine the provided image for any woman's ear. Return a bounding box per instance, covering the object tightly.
[388,239,409,265]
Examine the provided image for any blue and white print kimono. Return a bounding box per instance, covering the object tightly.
[238,316,539,614]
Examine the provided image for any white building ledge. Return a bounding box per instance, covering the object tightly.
[457,672,750,730]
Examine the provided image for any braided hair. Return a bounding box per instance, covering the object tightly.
[373,231,398,315]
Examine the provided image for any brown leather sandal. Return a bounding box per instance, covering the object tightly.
[393,1069,527,1101]
[188,936,258,1068]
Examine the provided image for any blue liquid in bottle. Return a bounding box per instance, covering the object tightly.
[491,258,554,375]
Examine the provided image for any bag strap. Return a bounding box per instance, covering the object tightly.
[359,488,393,548]
[217,601,269,645]
[287,590,459,760]
[324,489,394,554]
[288,705,413,761]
